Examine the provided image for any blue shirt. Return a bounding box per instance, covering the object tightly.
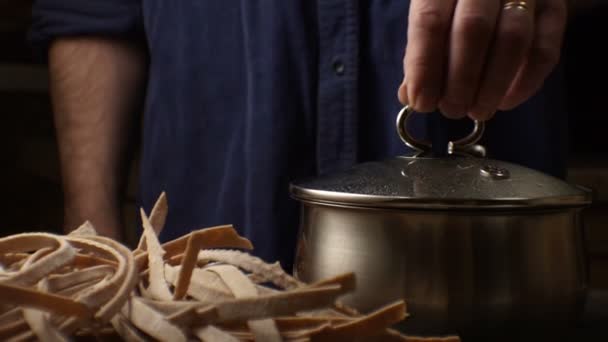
[30,0,570,270]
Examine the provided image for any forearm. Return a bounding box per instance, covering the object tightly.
[49,37,147,239]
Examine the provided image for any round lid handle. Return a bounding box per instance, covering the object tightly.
[396,105,487,157]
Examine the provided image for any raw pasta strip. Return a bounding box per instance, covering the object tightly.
[150,224,253,263]
[58,236,137,335]
[68,221,98,237]
[0,234,75,286]
[173,227,253,300]
[282,323,332,340]
[22,280,69,342]
[110,312,148,342]
[139,209,173,300]
[303,273,356,293]
[168,269,357,327]
[164,265,233,303]
[0,282,91,318]
[46,265,114,293]
[207,264,282,342]
[71,253,117,268]
[225,321,331,341]
[195,325,240,342]
[149,192,169,236]
[220,318,336,340]
[220,316,348,332]
[121,297,187,342]
[20,247,53,270]
[76,236,138,322]
[57,280,105,297]
[136,191,169,253]
[63,237,127,310]
[137,298,194,315]
[169,285,344,325]
[311,301,407,341]
[0,253,28,268]
[196,249,302,289]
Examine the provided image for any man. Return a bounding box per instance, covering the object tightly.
[30,0,572,270]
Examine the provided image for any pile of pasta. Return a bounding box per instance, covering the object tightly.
[0,193,459,341]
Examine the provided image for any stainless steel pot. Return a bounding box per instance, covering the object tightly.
[289,106,593,340]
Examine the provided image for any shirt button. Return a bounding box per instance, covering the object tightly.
[332,58,345,76]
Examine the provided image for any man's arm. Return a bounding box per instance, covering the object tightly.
[49,37,147,240]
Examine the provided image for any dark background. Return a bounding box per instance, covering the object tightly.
[1,0,607,322]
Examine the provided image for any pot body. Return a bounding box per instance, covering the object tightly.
[293,202,589,340]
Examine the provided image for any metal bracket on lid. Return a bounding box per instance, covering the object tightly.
[396,105,487,158]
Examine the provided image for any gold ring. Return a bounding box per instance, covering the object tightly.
[503,1,529,11]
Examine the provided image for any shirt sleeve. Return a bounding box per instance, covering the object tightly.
[29,0,144,57]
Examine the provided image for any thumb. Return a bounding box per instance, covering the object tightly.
[398,79,409,105]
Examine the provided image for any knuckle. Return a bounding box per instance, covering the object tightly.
[443,85,475,106]
[453,73,481,93]
[457,14,494,38]
[441,97,468,108]
[472,96,499,112]
[405,59,437,83]
[414,8,447,36]
[405,51,434,72]
[500,20,531,47]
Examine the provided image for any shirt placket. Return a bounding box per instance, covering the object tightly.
[316,0,359,175]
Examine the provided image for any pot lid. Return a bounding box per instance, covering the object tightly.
[290,107,592,210]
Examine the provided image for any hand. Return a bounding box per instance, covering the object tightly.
[398,0,568,121]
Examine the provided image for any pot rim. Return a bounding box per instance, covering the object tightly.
[289,184,593,211]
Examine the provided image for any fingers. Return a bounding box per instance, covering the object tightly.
[397,82,409,106]
[400,0,455,112]
[399,0,562,120]
[438,0,501,118]
[468,1,535,120]
[499,1,568,110]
